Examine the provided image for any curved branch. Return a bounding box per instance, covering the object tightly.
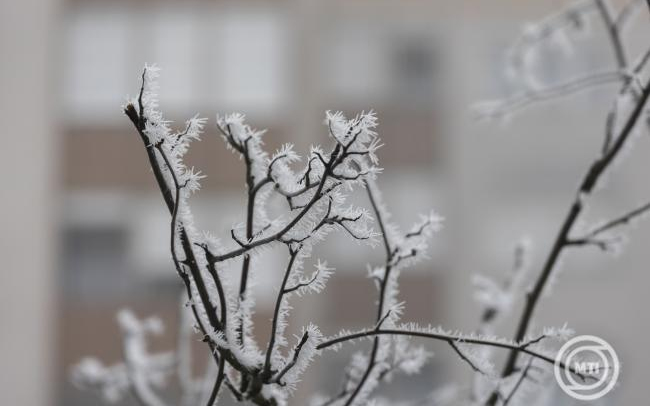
[475,71,624,119]
[205,145,342,263]
[205,352,226,406]
[341,181,394,406]
[489,75,650,405]
[596,0,628,69]
[262,247,301,378]
[317,329,587,379]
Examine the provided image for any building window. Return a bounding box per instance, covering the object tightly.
[62,5,289,125]
[62,226,129,299]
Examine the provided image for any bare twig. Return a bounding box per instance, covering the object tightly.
[448,341,486,375]
[596,0,628,69]
[615,0,645,29]
[125,84,223,360]
[475,71,624,119]
[486,55,650,406]
[585,200,650,237]
[342,181,395,406]
[203,145,342,263]
[205,354,226,406]
[176,293,193,406]
[317,329,588,380]
[263,247,301,378]
[502,356,535,406]
[272,331,310,385]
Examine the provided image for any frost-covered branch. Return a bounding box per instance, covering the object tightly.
[448,340,488,375]
[494,40,650,397]
[315,180,442,406]
[262,246,302,379]
[124,67,224,362]
[473,70,624,119]
[473,0,650,121]
[474,238,531,332]
[595,0,628,68]
[271,331,310,386]
[478,1,650,404]
[203,112,381,264]
[316,326,587,380]
[501,356,535,406]
[215,119,267,348]
[72,311,175,406]
[563,200,650,252]
[581,199,650,237]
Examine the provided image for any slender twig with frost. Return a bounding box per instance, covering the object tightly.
[478,1,650,404]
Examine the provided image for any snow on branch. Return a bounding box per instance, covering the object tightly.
[316,324,585,379]
[476,1,650,404]
[72,310,175,406]
[472,0,650,121]
[76,11,650,400]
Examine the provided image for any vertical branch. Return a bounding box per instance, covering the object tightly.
[343,181,393,406]
[155,144,223,336]
[205,352,226,406]
[595,0,628,69]
[177,293,193,406]
[126,103,223,368]
[502,356,534,406]
[118,312,169,406]
[262,246,301,378]
[597,0,636,153]
[238,139,257,342]
[204,142,343,264]
[487,76,650,405]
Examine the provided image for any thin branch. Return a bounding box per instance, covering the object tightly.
[448,341,486,375]
[271,331,310,385]
[564,200,650,251]
[633,46,650,76]
[596,0,628,69]
[156,144,223,332]
[262,247,301,378]
[487,71,650,406]
[125,70,224,362]
[602,44,650,151]
[205,353,226,406]
[176,293,193,405]
[390,249,418,267]
[230,229,247,247]
[503,356,535,406]
[317,329,587,379]
[616,0,645,29]
[119,321,169,406]
[342,181,394,406]
[476,71,624,119]
[404,219,433,239]
[565,236,615,251]
[238,135,257,348]
[204,145,342,263]
[125,70,260,398]
[283,271,319,295]
[585,200,650,237]
[375,310,393,330]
